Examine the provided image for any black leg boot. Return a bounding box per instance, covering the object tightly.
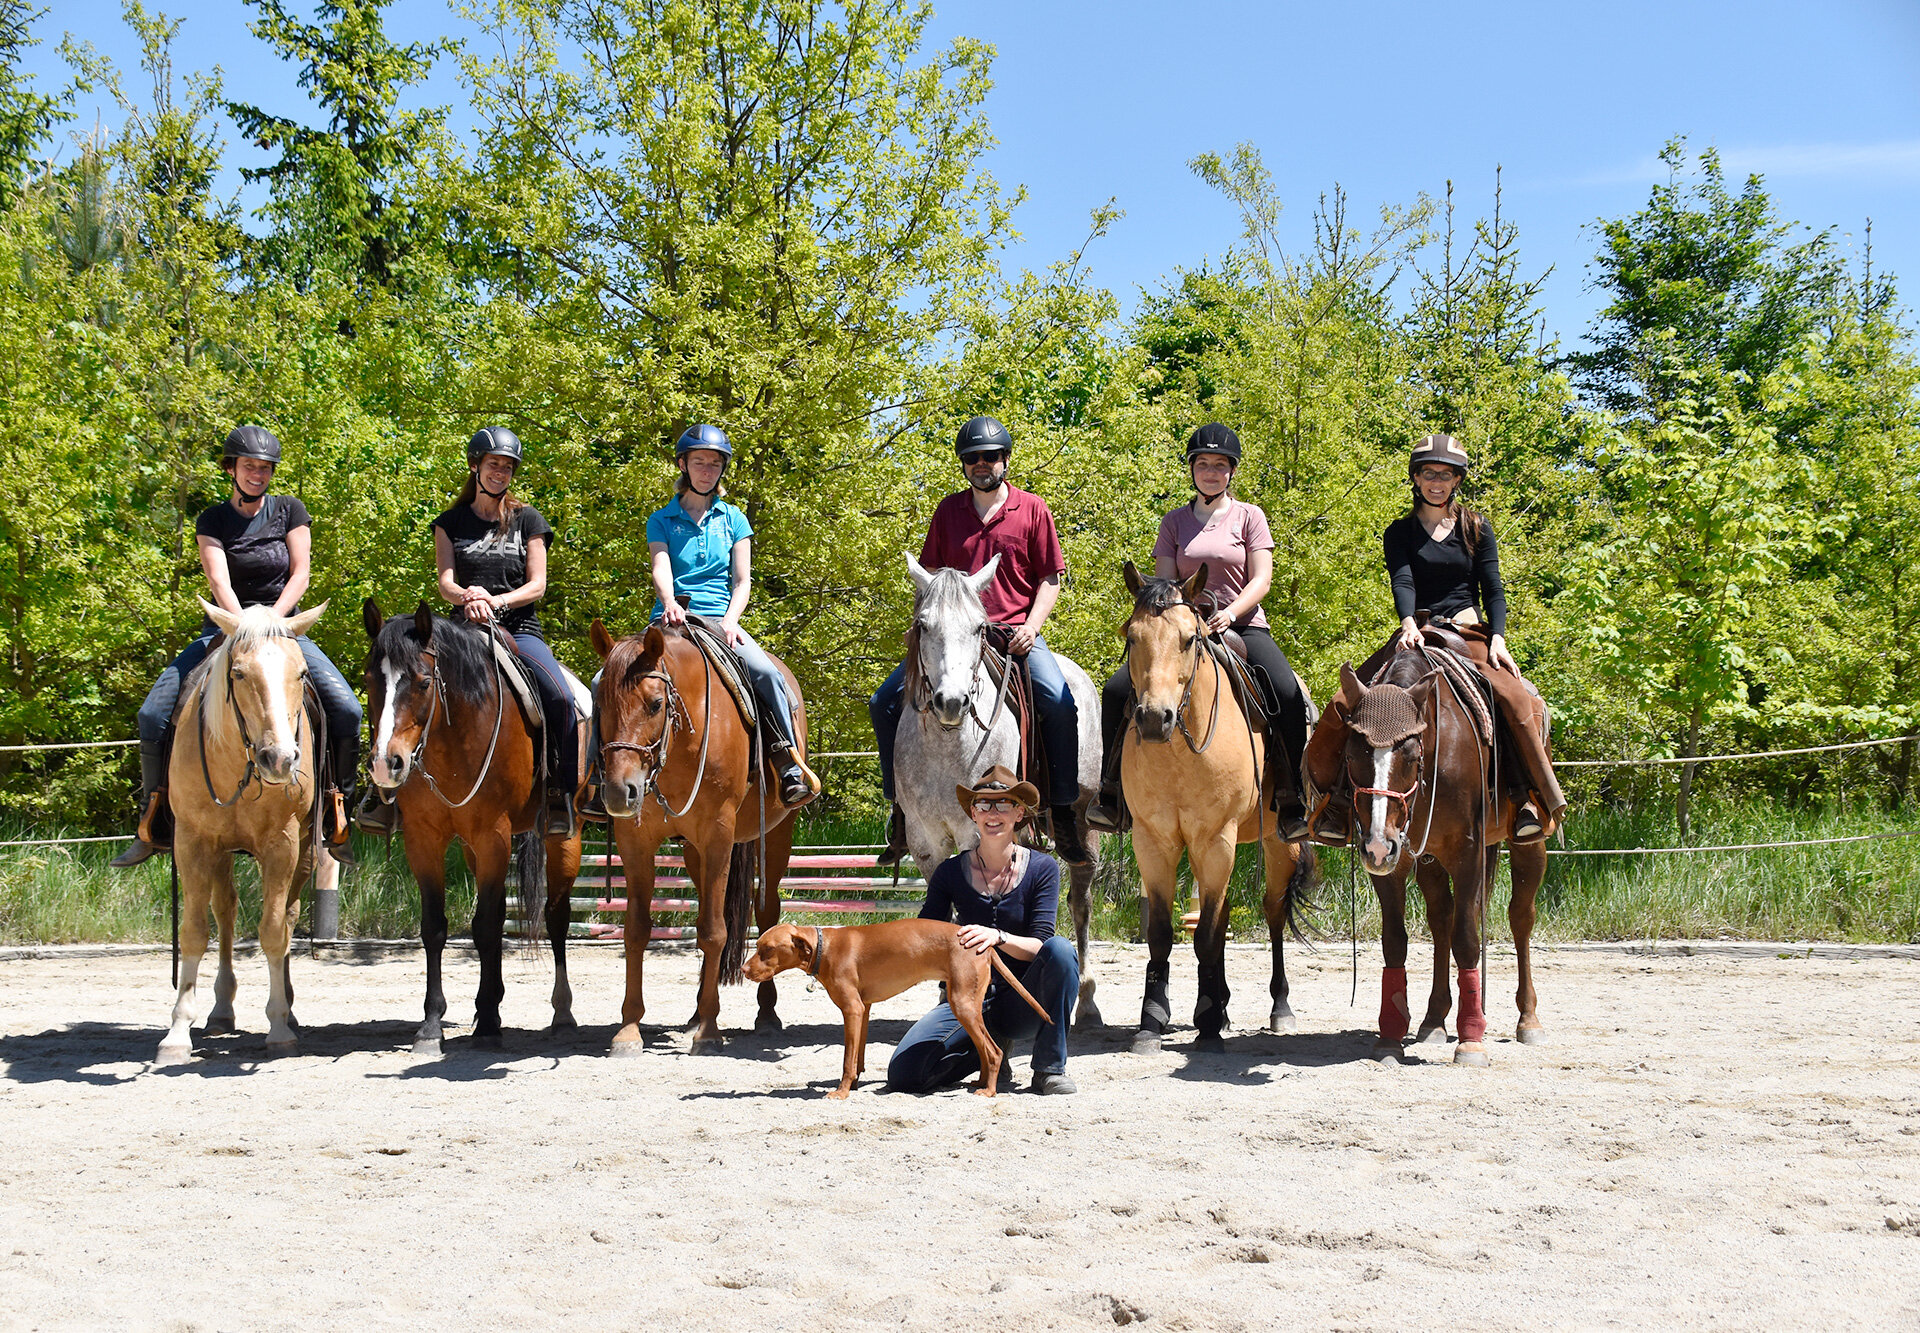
[875,804,909,868]
[1050,805,1092,865]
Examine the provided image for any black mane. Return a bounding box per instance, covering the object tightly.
[1132,576,1190,617]
[372,611,498,708]
[1379,648,1430,689]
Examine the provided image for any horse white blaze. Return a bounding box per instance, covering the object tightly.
[1368,746,1394,861]
[371,657,403,785]
[257,639,299,776]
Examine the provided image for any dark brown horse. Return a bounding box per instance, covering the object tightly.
[591,619,807,1054]
[1325,646,1547,1066]
[363,600,587,1055]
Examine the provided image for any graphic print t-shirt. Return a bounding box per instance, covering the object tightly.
[195,494,312,610]
[433,503,555,638]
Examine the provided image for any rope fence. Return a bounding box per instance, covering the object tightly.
[1558,733,1920,768]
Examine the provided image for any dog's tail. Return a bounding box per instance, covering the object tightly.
[989,950,1053,1023]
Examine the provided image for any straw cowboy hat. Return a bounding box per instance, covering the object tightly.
[955,764,1041,819]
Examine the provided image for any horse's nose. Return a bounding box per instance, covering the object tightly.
[1363,829,1399,871]
[1133,705,1174,742]
[256,745,296,782]
[374,751,407,788]
[604,779,641,817]
[930,691,966,725]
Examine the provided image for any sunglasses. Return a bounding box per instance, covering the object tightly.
[966,450,1009,465]
[972,798,1022,813]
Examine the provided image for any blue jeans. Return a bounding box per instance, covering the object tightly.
[868,635,1079,805]
[731,627,799,749]
[885,936,1080,1089]
[512,633,579,790]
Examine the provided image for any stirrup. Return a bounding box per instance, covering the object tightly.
[1512,800,1545,844]
[1085,782,1128,834]
[545,789,577,839]
[135,789,172,852]
[354,788,398,835]
[1049,806,1092,865]
[1308,793,1350,847]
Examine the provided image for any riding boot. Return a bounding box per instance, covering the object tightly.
[1512,795,1546,844]
[324,730,359,866]
[545,785,577,839]
[1050,806,1092,865]
[1085,780,1128,834]
[1085,694,1129,833]
[354,785,399,836]
[1308,786,1351,846]
[876,804,909,868]
[1267,748,1310,843]
[110,744,173,868]
[770,740,821,809]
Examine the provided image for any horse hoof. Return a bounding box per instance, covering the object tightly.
[265,1039,298,1057]
[549,1014,579,1033]
[412,1037,443,1057]
[1372,1041,1403,1064]
[1417,1025,1450,1046]
[689,1037,723,1056]
[1130,1031,1163,1055]
[154,1042,192,1067]
[754,1012,783,1034]
[609,1037,647,1058]
[1193,1033,1226,1054]
[1516,1023,1547,1045]
[203,1015,235,1036]
[1268,1011,1298,1035]
[1454,1042,1491,1067]
[1074,1001,1103,1031]
[471,1032,504,1051]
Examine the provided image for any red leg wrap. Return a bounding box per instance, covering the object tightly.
[1456,967,1486,1042]
[1378,967,1410,1042]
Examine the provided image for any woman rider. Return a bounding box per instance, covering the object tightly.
[645,424,819,807]
[112,425,363,867]
[1306,433,1567,844]
[1087,424,1313,841]
[360,426,580,837]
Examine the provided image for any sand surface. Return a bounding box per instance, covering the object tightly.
[2,939,1917,1330]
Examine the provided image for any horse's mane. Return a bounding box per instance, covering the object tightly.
[373,610,497,708]
[228,605,298,648]
[916,566,985,620]
[603,624,681,692]
[1379,648,1430,689]
[1131,576,1192,618]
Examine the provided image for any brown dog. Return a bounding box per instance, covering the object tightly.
[744,919,1053,1099]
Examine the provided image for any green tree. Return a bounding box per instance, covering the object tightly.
[0,1,66,207]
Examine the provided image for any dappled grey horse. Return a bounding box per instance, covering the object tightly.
[894,554,1104,1027]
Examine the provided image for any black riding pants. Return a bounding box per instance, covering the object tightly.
[1101,626,1307,774]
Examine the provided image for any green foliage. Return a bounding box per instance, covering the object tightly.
[0,0,67,206]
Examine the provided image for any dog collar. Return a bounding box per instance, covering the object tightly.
[808,925,825,979]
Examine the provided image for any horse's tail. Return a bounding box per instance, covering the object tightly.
[1282,840,1318,944]
[719,839,756,984]
[514,830,547,952]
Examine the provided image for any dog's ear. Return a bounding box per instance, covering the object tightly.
[791,927,814,970]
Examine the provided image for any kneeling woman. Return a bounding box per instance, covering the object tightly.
[645,424,817,807]
[887,766,1080,1096]
[113,426,362,866]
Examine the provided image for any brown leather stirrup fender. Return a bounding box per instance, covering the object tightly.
[137,788,173,851]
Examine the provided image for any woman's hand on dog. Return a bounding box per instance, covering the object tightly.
[956,924,1000,954]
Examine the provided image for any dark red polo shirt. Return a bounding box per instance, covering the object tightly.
[919,484,1067,625]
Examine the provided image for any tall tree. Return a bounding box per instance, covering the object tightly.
[0,1,65,207]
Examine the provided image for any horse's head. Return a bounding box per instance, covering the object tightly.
[201,598,325,785]
[592,618,678,819]
[907,552,999,729]
[362,598,444,791]
[1339,658,1436,873]
[1122,560,1209,744]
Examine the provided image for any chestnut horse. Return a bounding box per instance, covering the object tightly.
[1327,647,1548,1066]
[158,600,328,1065]
[591,619,806,1054]
[363,600,588,1055]
[1119,565,1316,1053]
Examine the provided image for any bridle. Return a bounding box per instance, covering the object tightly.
[197,635,311,808]
[910,613,1015,772]
[385,645,508,809]
[1349,678,1442,862]
[599,647,714,820]
[1126,599,1221,756]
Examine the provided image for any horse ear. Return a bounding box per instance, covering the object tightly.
[642,620,666,658]
[1181,562,1210,603]
[964,552,1001,599]
[362,597,384,640]
[1339,662,1368,701]
[413,599,434,643]
[1123,560,1143,595]
[906,553,934,594]
[200,598,240,638]
[285,600,326,638]
[590,618,615,662]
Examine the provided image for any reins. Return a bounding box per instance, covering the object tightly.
[404,647,509,809]
[196,636,311,808]
[600,646,714,820]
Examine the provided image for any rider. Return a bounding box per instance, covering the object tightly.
[1306,433,1567,845]
[1087,424,1313,840]
[112,425,363,868]
[644,424,819,808]
[868,415,1090,866]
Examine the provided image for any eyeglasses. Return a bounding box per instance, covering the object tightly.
[972,798,1021,813]
[1414,468,1459,483]
[966,450,1009,466]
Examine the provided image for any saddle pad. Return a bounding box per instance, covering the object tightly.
[561,663,592,719]
[682,619,758,733]
[489,637,545,732]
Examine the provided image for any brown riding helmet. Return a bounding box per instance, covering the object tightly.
[1409,433,1471,476]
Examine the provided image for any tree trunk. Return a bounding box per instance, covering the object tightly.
[1675,707,1705,840]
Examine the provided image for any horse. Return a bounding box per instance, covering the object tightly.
[158,600,329,1066]
[362,599,588,1055]
[895,553,1104,1026]
[1331,648,1548,1066]
[1118,564,1316,1053]
[591,618,805,1054]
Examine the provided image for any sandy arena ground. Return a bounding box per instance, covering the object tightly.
[1,938,1917,1330]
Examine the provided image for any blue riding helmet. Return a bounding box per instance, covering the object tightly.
[675,424,733,460]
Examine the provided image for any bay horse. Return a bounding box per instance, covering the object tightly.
[896,553,1104,1026]
[158,599,328,1065]
[1329,647,1548,1066]
[591,618,804,1054]
[363,600,587,1055]
[1119,564,1315,1053]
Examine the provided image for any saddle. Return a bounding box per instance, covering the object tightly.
[486,625,593,790]
[675,612,796,793]
[982,624,1047,809]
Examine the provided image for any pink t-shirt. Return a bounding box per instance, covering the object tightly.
[1151,497,1276,630]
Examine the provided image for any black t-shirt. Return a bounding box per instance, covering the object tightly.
[1383,513,1507,635]
[433,502,555,638]
[195,495,312,610]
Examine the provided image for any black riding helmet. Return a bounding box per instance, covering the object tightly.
[955,415,1013,458]
[467,426,524,468]
[222,424,283,466]
[1185,423,1242,465]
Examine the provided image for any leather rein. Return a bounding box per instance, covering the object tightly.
[599,647,714,821]
[396,646,509,809]
[910,618,1018,775]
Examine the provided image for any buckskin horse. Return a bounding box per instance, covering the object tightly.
[1323,644,1548,1065]
[158,600,329,1066]
[362,599,588,1054]
[894,553,1104,1027]
[591,617,805,1053]
[1119,564,1316,1052]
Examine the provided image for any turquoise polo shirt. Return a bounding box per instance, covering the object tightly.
[645,495,752,619]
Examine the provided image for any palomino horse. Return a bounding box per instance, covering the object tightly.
[1330,647,1548,1066]
[896,553,1103,1026]
[159,600,328,1065]
[592,618,805,1053]
[1119,565,1316,1052]
[363,600,587,1054]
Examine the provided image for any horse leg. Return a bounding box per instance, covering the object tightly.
[406,831,451,1056]
[546,827,583,1032]
[1188,832,1236,1050]
[1370,868,1413,1061]
[256,839,301,1054]
[1450,848,1490,1068]
[754,820,795,1034]
[204,862,240,1036]
[468,829,512,1049]
[611,830,656,1056]
[1131,830,1180,1054]
[1509,840,1548,1045]
[157,838,220,1066]
[1262,834,1300,1034]
[1068,858,1101,1030]
[1414,860,1455,1044]
[688,828,735,1053]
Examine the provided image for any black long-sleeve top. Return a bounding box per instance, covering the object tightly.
[1383,513,1507,636]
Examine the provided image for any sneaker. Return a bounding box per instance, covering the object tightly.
[874,804,909,868]
[1030,1071,1077,1095]
[1049,807,1092,865]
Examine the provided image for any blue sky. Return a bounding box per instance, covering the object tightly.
[22,0,1920,347]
